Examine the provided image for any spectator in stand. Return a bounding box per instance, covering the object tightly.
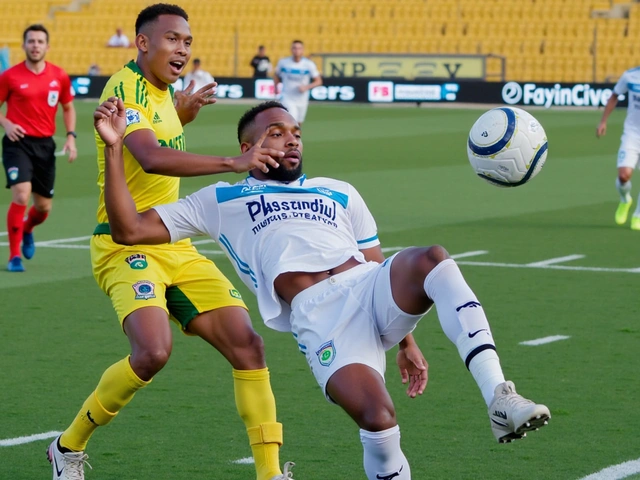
[182,58,215,92]
[88,64,101,76]
[106,28,130,48]
[251,45,272,78]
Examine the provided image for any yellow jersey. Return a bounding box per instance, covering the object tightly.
[95,60,186,224]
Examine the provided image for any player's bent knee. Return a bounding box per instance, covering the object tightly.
[619,171,633,183]
[358,405,397,432]
[130,348,171,379]
[228,331,266,369]
[414,245,451,275]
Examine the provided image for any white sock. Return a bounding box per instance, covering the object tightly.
[634,191,640,217]
[616,177,632,203]
[360,426,411,480]
[424,259,506,406]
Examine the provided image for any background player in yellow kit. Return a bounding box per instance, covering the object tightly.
[47,4,294,480]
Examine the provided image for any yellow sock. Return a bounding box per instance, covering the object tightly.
[60,356,150,451]
[233,368,282,480]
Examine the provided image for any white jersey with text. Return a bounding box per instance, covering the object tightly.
[275,56,320,102]
[154,175,380,331]
[614,66,640,138]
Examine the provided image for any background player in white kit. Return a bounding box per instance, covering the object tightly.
[274,40,322,124]
[95,98,551,480]
[597,66,640,230]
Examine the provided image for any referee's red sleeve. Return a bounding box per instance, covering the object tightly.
[60,71,74,104]
[0,73,9,103]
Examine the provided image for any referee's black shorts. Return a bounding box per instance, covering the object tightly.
[2,134,56,198]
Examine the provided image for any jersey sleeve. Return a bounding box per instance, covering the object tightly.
[614,72,629,95]
[308,59,320,79]
[346,184,379,249]
[153,185,220,243]
[0,71,9,103]
[59,70,74,104]
[275,59,284,76]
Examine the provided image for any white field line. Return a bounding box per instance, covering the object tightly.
[191,239,216,245]
[231,457,255,465]
[37,235,92,246]
[578,457,640,480]
[0,431,61,447]
[519,335,571,346]
[526,254,585,267]
[457,260,640,274]
[0,231,6,237]
[3,236,640,274]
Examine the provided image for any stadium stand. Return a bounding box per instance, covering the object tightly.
[1,0,639,83]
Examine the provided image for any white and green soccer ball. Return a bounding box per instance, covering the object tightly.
[467,106,548,187]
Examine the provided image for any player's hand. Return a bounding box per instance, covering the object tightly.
[396,344,428,398]
[174,80,217,126]
[298,85,308,93]
[5,122,26,142]
[596,121,607,138]
[62,136,78,163]
[94,97,126,147]
[231,126,283,173]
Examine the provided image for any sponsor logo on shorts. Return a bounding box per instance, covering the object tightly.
[153,112,162,124]
[7,167,19,181]
[229,288,242,299]
[125,108,141,126]
[316,340,336,367]
[47,90,59,107]
[132,280,156,300]
[619,151,626,160]
[125,253,148,270]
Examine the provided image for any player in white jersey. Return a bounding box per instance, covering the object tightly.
[95,98,551,480]
[597,66,640,229]
[274,40,322,124]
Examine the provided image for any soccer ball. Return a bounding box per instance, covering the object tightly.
[467,106,548,187]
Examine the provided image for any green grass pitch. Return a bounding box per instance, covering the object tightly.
[1,101,639,479]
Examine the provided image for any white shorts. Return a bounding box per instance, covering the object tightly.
[281,97,309,123]
[617,133,640,169]
[289,254,426,402]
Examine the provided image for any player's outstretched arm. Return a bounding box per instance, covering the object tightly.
[124,126,283,177]
[95,97,172,246]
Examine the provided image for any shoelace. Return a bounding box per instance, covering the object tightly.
[275,461,295,479]
[62,452,92,480]
[496,389,534,411]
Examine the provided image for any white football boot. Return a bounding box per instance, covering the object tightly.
[488,381,550,443]
[47,435,91,480]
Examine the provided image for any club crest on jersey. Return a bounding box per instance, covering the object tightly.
[316,340,336,367]
[132,280,156,300]
[125,254,148,270]
[7,167,19,181]
[229,289,242,299]
[125,108,141,126]
[47,90,59,107]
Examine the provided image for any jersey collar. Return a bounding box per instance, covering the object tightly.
[245,174,306,186]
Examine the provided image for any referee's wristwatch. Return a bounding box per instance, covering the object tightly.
[66,131,77,138]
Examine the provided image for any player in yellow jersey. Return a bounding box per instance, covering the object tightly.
[47,4,294,480]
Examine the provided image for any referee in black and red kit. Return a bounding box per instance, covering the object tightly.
[0,24,77,272]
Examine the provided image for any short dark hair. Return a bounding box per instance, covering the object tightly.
[23,24,49,43]
[237,101,288,143]
[135,3,188,35]
[193,58,201,64]
[292,39,303,45]
[258,45,265,49]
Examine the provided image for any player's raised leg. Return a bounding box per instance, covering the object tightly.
[388,246,550,443]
